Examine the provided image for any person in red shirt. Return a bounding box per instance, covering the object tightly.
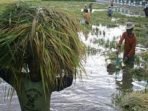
[117,22,137,68]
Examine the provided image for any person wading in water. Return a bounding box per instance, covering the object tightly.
[0,54,73,111]
[117,22,137,68]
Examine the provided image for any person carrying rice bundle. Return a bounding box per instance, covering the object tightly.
[0,3,85,111]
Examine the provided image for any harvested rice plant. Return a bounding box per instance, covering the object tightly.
[0,3,85,91]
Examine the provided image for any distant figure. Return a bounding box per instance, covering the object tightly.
[83,9,91,25]
[108,7,113,17]
[88,3,93,13]
[144,2,148,17]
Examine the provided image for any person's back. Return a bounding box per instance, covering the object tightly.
[17,77,51,111]
[16,57,51,111]
[0,57,73,111]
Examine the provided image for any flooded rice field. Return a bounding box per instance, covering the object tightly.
[0,25,147,111]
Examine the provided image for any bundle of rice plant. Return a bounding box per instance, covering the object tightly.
[0,3,85,90]
[120,92,148,111]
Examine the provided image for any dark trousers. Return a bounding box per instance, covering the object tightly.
[124,56,135,68]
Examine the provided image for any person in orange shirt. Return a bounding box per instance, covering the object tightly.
[83,9,91,25]
[117,22,137,68]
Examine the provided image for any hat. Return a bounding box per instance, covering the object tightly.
[126,22,134,29]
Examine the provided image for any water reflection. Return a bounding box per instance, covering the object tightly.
[106,63,133,93]
[116,68,133,93]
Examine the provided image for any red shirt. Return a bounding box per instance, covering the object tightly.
[119,32,137,58]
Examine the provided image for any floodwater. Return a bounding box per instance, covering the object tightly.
[0,25,147,111]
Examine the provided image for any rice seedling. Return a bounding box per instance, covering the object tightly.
[0,2,85,92]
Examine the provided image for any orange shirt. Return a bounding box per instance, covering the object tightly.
[119,32,137,58]
[83,12,91,23]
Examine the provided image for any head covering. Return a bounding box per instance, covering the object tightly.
[126,22,134,30]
